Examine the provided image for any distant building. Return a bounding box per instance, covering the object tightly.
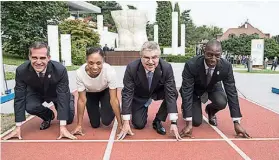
[217,21,270,41]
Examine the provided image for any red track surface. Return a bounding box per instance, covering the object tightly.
[1,89,279,160]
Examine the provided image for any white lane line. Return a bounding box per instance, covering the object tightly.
[203,115,251,160]
[1,139,109,143]
[239,96,279,115]
[230,138,279,141]
[102,119,118,160]
[2,137,278,143]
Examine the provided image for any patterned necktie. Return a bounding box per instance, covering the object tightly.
[206,68,213,86]
[147,71,153,90]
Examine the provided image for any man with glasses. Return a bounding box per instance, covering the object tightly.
[117,41,181,140]
[3,42,76,140]
[179,39,251,139]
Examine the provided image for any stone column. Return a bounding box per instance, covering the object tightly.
[60,34,72,66]
[154,24,158,43]
[97,15,103,33]
[181,24,185,55]
[47,25,60,62]
[172,12,178,55]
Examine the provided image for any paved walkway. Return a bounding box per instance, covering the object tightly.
[2,63,279,114]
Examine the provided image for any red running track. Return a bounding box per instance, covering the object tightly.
[1,89,279,160]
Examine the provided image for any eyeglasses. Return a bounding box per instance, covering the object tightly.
[142,55,159,61]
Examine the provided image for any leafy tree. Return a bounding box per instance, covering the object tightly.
[222,35,279,58]
[59,20,100,65]
[146,22,155,41]
[156,1,172,47]
[86,1,122,32]
[1,1,69,58]
[273,35,279,44]
[127,5,137,10]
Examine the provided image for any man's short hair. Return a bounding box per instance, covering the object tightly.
[140,41,161,56]
[205,39,222,51]
[29,42,50,56]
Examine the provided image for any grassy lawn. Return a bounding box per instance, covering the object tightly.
[1,113,31,134]
[234,69,279,74]
[4,72,16,80]
[4,66,79,80]
[66,65,80,71]
[3,54,26,66]
[1,113,15,134]
[232,64,246,68]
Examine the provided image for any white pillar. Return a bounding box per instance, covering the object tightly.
[60,34,72,66]
[97,15,103,34]
[172,12,178,55]
[154,24,158,43]
[47,25,60,62]
[181,24,185,55]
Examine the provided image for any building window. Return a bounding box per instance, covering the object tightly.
[240,33,247,37]
[229,34,236,38]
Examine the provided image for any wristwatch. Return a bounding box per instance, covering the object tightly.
[171,121,177,125]
[233,120,240,124]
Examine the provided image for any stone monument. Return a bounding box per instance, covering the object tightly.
[111,9,148,51]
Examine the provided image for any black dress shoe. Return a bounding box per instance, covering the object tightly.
[40,112,55,130]
[152,120,166,135]
[205,108,218,126]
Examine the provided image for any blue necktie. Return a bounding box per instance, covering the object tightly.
[147,71,153,90]
[145,71,153,107]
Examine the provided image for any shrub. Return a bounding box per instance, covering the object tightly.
[59,20,100,65]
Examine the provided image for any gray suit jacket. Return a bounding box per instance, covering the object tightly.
[14,60,71,122]
[121,58,178,115]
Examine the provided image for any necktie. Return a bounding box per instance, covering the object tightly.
[147,71,153,90]
[206,68,213,86]
[39,72,45,83]
[201,68,213,104]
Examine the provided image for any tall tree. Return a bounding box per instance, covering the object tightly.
[174,2,181,46]
[180,9,196,46]
[156,1,172,47]
[146,22,155,41]
[1,1,69,58]
[273,35,279,44]
[222,34,279,58]
[87,1,122,32]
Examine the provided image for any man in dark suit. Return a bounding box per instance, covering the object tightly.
[179,39,251,138]
[117,41,181,140]
[3,42,76,140]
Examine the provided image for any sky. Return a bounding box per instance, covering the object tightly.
[118,1,279,36]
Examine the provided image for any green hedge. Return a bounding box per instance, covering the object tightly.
[162,53,195,63]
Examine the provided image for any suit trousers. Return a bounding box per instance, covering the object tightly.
[192,91,227,127]
[131,95,168,130]
[25,89,75,124]
[86,88,115,128]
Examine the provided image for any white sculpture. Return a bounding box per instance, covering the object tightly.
[111,10,148,51]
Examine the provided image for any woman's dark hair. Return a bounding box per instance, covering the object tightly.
[86,47,105,58]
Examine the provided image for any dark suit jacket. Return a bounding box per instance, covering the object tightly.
[180,55,242,118]
[14,60,71,122]
[121,58,178,115]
